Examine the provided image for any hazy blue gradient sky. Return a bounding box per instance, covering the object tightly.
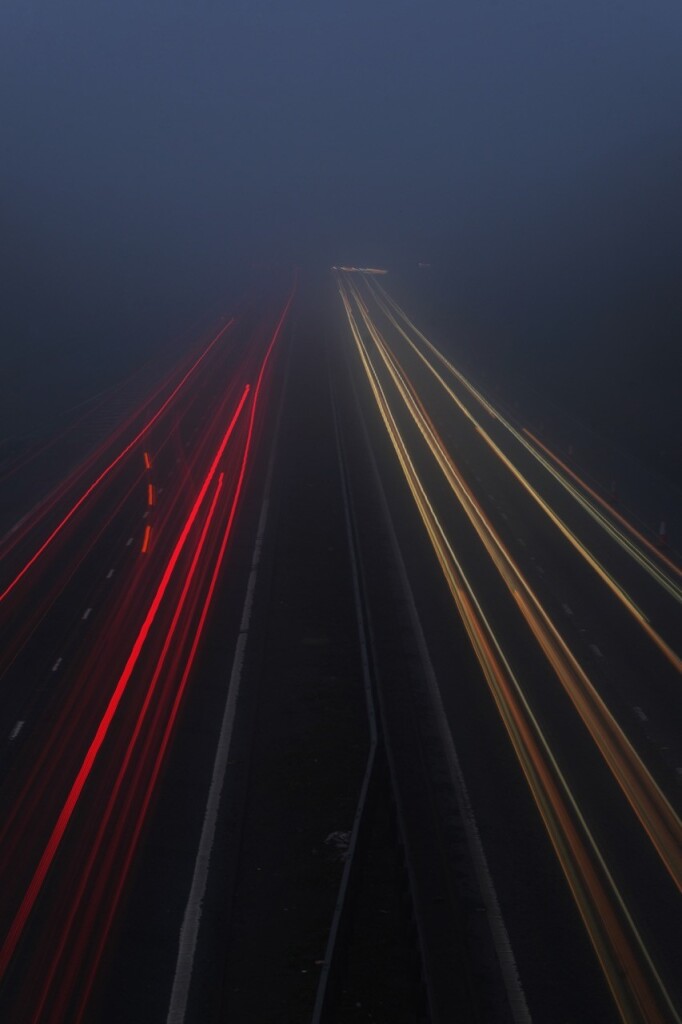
[3,3,682,260]
[2,1,682,464]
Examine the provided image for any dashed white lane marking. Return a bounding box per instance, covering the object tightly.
[633,706,648,723]
[517,537,526,547]
[82,607,92,621]
[143,510,150,519]
[9,721,24,741]
[562,603,573,616]
[126,537,134,547]
[536,565,545,575]
[106,569,115,579]
[589,643,603,659]
[52,658,63,672]
[499,511,508,521]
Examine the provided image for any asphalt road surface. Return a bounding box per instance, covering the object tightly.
[0,271,680,1023]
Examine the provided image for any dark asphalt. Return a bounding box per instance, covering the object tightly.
[1,278,678,1023]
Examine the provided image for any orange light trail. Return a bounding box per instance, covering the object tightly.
[524,429,682,580]
[337,272,680,1022]
[367,277,682,606]
[346,276,682,883]
[361,277,682,639]
[140,525,151,554]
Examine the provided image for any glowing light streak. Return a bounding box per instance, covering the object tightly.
[0,319,235,604]
[337,276,679,1021]
[54,282,294,1024]
[0,385,250,980]
[524,429,682,584]
[140,525,152,554]
[34,473,226,1023]
[347,280,682,884]
[368,277,682,604]
[332,266,388,274]
[356,278,682,660]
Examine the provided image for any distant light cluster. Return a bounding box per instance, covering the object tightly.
[331,265,388,274]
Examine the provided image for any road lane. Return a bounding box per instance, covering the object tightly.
[337,270,682,1023]
[0,289,296,1022]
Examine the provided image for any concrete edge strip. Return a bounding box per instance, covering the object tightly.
[349,355,533,1024]
[310,352,380,1024]
[166,340,290,1024]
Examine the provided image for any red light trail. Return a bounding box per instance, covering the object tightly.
[0,384,250,979]
[0,318,234,604]
[32,471,227,1023]
[0,281,296,1021]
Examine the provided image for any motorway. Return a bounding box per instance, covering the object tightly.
[335,270,681,1023]
[0,270,679,1023]
[0,285,295,1021]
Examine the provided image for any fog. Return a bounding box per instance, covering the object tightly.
[2,1,681,479]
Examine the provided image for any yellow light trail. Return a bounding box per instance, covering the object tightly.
[344,276,682,889]
[523,428,682,583]
[368,277,682,608]
[336,273,680,1024]
[361,278,682,652]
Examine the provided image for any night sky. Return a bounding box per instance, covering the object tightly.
[2,1,682,474]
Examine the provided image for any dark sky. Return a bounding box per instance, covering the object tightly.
[2,1,682,458]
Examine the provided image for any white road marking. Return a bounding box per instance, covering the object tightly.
[348,374,532,1024]
[536,565,545,575]
[82,608,92,621]
[562,603,573,617]
[167,444,278,1023]
[9,721,24,741]
[516,537,526,547]
[126,537,133,546]
[499,511,508,521]
[633,706,648,723]
[52,658,62,672]
[143,510,150,519]
[106,569,115,579]
[589,643,603,659]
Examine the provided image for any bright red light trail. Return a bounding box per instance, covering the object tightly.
[0,281,295,1020]
[0,317,235,604]
[0,385,250,978]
